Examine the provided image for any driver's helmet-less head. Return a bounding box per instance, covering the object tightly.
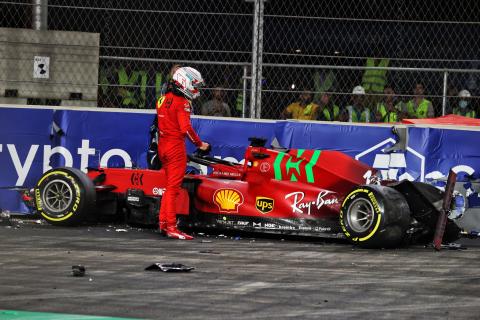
[172,67,204,100]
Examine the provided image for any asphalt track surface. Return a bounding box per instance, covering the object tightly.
[1,217,480,320]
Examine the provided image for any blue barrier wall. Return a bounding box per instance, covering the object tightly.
[1,106,479,213]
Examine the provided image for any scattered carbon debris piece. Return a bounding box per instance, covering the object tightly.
[425,243,467,250]
[0,211,11,219]
[72,265,86,277]
[233,236,241,240]
[444,243,467,250]
[145,263,195,272]
[35,219,43,224]
[115,228,128,232]
[200,240,212,243]
[461,230,480,238]
[199,250,220,254]
[0,211,12,226]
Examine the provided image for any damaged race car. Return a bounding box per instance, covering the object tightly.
[33,137,460,248]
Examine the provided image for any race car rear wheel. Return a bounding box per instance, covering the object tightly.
[35,167,96,226]
[340,185,411,248]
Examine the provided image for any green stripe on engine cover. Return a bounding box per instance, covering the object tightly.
[305,150,321,183]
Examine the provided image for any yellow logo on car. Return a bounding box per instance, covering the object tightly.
[213,189,244,213]
[255,197,274,214]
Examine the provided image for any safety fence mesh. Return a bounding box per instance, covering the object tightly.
[1,0,480,121]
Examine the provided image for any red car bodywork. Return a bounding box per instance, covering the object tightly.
[87,145,375,237]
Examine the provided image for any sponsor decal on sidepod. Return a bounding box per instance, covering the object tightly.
[213,188,244,213]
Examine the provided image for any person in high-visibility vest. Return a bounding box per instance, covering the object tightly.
[453,89,476,118]
[376,85,406,123]
[362,57,390,108]
[282,91,319,120]
[341,85,376,123]
[445,86,459,115]
[406,82,435,118]
[235,89,244,117]
[315,92,340,121]
[362,58,390,94]
[313,70,335,102]
[117,65,147,108]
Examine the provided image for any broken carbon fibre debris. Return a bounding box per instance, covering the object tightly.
[145,263,194,272]
[199,249,220,254]
[72,265,86,277]
[0,211,12,226]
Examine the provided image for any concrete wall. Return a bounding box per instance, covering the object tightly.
[0,28,99,106]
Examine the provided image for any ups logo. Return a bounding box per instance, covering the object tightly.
[255,197,274,214]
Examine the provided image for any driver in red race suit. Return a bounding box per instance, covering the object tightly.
[156,66,209,240]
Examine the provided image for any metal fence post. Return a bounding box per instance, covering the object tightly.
[442,70,448,116]
[250,0,265,119]
[242,65,248,118]
[32,0,48,30]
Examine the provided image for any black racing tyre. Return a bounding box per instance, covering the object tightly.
[340,185,411,248]
[34,167,96,226]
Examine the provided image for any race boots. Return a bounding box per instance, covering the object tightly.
[165,226,194,240]
[159,221,168,235]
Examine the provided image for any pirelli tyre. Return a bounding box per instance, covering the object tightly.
[340,185,411,248]
[35,167,96,226]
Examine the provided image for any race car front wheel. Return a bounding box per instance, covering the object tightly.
[340,185,411,248]
[35,167,96,226]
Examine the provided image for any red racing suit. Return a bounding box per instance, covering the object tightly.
[156,91,202,228]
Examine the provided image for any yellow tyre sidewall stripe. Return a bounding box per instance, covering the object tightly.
[340,188,382,242]
[36,170,81,222]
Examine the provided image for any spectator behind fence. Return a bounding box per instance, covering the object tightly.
[453,90,476,118]
[315,92,340,121]
[282,90,319,120]
[376,85,407,123]
[201,87,232,117]
[406,82,434,118]
[362,57,389,94]
[362,57,390,109]
[445,86,458,115]
[341,85,376,123]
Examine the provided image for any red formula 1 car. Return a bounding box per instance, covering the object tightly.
[33,138,460,248]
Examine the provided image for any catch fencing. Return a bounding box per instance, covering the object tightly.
[1,0,480,119]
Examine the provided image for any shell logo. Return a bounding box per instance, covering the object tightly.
[213,188,244,213]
